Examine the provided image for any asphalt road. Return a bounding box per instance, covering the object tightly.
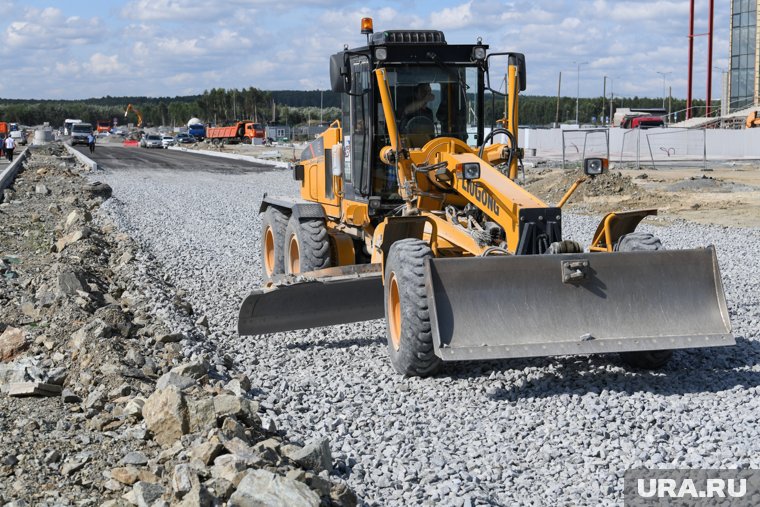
[72,144,277,174]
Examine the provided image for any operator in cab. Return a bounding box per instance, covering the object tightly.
[400,83,437,147]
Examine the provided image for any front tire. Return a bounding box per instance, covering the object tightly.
[616,231,673,369]
[284,217,331,274]
[384,239,441,377]
[260,207,289,281]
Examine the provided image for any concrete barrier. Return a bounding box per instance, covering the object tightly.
[64,144,98,171]
[168,145,290,168]
[0,148,30,192]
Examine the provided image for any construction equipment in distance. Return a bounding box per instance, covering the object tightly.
[238,19,733,377]
[206,121,265,144]
[124,104,144,128]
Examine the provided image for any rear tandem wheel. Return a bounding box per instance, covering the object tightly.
[616,231,673,369]
[384,239,442,377]
[284,216,332,274]
[260,207,288,281]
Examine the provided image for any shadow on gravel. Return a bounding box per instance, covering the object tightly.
[450,337,760,400]
[284,335,386,351]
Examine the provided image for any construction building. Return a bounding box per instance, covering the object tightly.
[729,0,759,111]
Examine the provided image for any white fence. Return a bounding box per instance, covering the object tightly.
[518,126,760,168]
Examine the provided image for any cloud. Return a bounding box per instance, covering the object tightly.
[5,7,103,50]
[85,53,121,75]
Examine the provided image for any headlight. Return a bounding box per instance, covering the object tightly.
[472,47,486,61]
[583,157,608,176]
[375,48,387,61]
[458,162,481,180]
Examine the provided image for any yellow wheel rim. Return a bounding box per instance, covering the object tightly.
[388,273,401,351]
[288,235,301,274]
[264,226,275,276]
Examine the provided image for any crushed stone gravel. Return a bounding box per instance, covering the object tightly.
[96,162,760,506]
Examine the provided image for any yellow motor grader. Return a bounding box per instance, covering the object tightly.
[239,19,733,376]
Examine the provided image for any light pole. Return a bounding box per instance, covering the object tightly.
[656,71,671,108]
[574,61,588,125]
[713,66,727,116]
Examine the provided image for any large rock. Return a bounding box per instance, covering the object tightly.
[213,395,260,428]
[188,398,217,432]
[142,385,190,447]
[170,360,209,380]
[55,229,88,253]
[131,481,164,507]
[56,269,88,296]
[0,328,28,362]
[84,181,113,200]
[156,372,197,391]
[227,470,320,507]
[284,438,333,474]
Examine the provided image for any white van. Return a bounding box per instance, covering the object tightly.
[71,123,93,146]
[63,119,82,136]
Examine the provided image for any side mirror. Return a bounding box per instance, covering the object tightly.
[583,157,608,176]
[329,53,348,93]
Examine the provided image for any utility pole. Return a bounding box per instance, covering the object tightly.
[573,61,588,125]
[668,86,672,123]
[555,71,562,126]
[602,76,607,125]
[320,90,324,124]
[656,72,671,110]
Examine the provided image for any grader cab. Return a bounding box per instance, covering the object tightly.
[239,19,733,376]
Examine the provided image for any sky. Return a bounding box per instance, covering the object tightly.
[0,0,730,101]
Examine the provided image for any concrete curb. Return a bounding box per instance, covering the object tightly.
[0,148,30,192]
[64,144,98,171]
[168,145,290,168]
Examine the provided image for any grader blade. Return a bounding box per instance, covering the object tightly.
[238,265,384,335]
[426,247,733,361]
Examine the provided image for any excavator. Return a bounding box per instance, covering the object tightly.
[238,19,733,376]
[124,104,144,128]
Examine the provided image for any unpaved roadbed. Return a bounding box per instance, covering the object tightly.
[94,157,760,505]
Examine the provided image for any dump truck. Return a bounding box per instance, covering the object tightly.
[206,121,264,144]
[613,108,666,129]
[238,19,733,376]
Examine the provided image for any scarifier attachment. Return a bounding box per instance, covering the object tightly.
[238,264,384,335]
[425,247,733,361]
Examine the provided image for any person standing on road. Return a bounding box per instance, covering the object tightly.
[4,135,15,162]
[87,132,96,154]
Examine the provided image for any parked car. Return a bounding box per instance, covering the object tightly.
[175,133,196,144]
[161,135,175,148]
[9,130,27,146]
[142,134,163,149]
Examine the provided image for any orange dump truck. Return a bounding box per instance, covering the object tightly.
[206,121,264,144]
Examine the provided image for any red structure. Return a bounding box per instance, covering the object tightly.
[686,0,715,119]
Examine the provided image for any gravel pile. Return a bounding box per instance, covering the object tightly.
[97,163,760,506]
[0,148,357,506]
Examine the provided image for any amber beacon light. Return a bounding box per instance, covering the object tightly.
[361,17,374,35]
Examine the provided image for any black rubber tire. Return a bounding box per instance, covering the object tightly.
[616,231,673,369]
[284,217,332,274]
[260,207,289,281]
[384,239,442,377]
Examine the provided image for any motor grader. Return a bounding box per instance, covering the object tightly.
[239,19,733,376]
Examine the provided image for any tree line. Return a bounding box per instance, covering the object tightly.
[0,87,715,129]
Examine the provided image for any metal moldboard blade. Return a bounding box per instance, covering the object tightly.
[238,264,384,335]
[426,247,733,361]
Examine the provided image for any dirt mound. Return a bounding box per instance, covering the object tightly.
[523,168,646,207]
